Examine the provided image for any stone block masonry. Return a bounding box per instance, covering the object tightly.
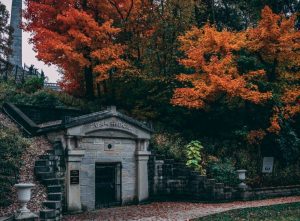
[80,138,137,210]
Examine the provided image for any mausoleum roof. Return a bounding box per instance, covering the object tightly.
[64,107,153,133]
[2,103,153,135]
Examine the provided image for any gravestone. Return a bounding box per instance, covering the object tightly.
[262,157,274,173]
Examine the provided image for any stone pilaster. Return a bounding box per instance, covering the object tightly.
[66,150,85,212]
[136,139,151,202]
[153,160,164,194]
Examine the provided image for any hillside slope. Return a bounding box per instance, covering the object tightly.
[0,112,51,216]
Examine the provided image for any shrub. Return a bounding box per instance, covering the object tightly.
[11,90,63,107]
[151,132,186,160]
[51,91,86,109]
[21,76,44,94]
[28,90,62,107]
[207,159,239,186]
[0,124,30,207]
[185,140,206,175]
[0,82,17,105]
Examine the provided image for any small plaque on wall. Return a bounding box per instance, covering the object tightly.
[70,170,79,185]
[262,157,274,173]
[70,170,79,176]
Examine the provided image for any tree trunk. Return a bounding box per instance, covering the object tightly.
[84,67,94,100]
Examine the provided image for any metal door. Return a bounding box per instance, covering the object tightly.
[95,163,121,208]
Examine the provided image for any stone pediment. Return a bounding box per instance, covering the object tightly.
[65,107,152,139]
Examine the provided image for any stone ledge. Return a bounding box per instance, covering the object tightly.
[239,185,300,200]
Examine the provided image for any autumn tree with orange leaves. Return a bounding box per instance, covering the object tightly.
[172,6,300,136]
[23,0,142,98]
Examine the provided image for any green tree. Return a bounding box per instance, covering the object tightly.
[0,2,13,61]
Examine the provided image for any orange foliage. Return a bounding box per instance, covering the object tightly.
[267,87,300,134]
[173,6,299,134]
[282,87,300,119]
[267,113,281,134]
[246,6,300,133]
[172,25,271,109]
[246,6,300,71]
[24,0,133,93]
[247,129,267,145]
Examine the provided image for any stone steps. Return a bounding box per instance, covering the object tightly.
[40,209,56,220]
[47,185,63,193]
[43,201,62,210]
[48,193,63,201]
[34,141,65,221]
[43,178,64,186]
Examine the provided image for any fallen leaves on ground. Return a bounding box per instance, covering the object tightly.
[0,113,51,217]
[63,196,300,221]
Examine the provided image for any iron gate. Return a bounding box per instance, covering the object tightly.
[95,163,122,208]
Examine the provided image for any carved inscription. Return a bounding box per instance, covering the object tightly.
[89,120,134,132]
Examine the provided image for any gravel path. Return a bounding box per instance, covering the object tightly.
[63,196,300,221]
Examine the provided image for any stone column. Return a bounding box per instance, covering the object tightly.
[153,160,164,194]
[10,0,22,67]
[66,149,85,212]
[136,140,151,202]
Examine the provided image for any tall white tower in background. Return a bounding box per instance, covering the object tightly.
[9,0,22,67]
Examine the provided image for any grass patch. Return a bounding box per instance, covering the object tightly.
[196,202,300,221]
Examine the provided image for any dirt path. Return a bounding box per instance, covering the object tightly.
[63,196,300,221]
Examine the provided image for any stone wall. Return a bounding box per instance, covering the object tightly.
[79,138,137,210]
[240,185,300,200]
[149,155,235,202]
[149,155,300,203]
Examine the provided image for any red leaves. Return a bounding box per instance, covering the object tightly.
[24,0,129,93]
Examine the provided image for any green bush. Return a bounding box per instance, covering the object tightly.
[0,82,18,105]
[185,140,206,175]
[21,76,44,94]
[207,159,239,185]
[0,124,30,207]
[11,90,63,107]
[151,132,186,160]
[51,91,86,109]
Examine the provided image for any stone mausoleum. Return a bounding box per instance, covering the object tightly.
[4,103,153,213]
[48,106,152,211]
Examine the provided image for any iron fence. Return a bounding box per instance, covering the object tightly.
[0,58,60,90]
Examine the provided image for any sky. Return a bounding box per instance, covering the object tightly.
[1,0,60,83]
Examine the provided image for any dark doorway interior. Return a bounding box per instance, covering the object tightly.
[95,163,121,208]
